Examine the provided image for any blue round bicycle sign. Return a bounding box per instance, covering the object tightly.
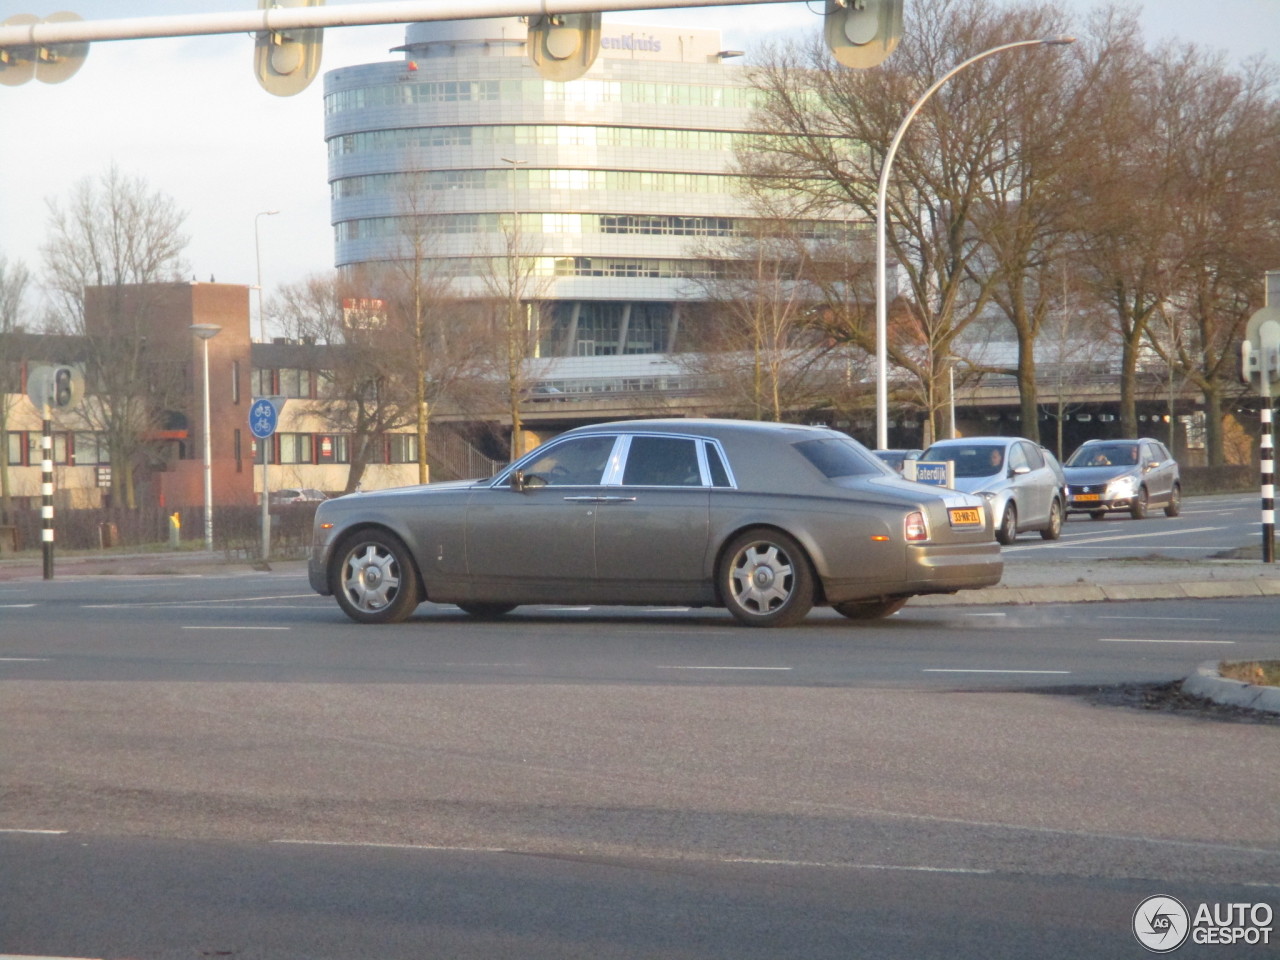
[249,397,279,439]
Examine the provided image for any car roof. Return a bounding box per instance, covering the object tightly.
[1077,437,1161,444]
[561,418,844,442]
[925,436,1017,447]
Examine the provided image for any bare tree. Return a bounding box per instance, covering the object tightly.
[477,195,550,460]
[40,164,190,508]
[682,213,844,421]
[270,271,416,494]
[742,0,1080,443]
[1143,47,1280,463]
[0,253,32,523]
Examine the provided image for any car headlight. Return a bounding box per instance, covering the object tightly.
[1107,475,1138,497]
[977,491,997,502]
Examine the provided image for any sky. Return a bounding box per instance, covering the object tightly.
[2,0,1277,337]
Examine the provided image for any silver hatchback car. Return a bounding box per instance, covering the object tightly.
[1063,438,1181,519]
[918,437,1066,545]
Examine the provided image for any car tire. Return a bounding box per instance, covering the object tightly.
[996,504,1018,545]
[719,528,814,628]
[1040,498,1063,541]
[456,603,518,618]
[833,597,908,620]
[330,529,421,624]
[1130,488,1148,520]
[1164,484,1182,517]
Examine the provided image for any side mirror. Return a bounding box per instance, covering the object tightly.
[1012,465,1031,476]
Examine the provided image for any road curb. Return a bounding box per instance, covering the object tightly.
[1182,660,1280,716]
[914,578,1274,606]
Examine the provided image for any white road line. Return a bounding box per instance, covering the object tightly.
[273,839,994,875]
[0,658,50,662]
[0,955,103,960]
[1098,638,1235,645]
[0,604,37,608]
[922,669,1071,675]
[1005,525,1217,551]
[181,626,292,631]
[81,593,316,608]
[1098,616,1220,622]
[0,827,67,834]
[656,665,793,671]
[274,839,507,853]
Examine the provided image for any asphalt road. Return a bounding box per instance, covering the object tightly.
[1,493,1277,960]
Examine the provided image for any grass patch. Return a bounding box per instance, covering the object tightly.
[1219,660,1280,687]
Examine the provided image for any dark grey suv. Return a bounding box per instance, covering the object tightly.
[1063,438,1181,519]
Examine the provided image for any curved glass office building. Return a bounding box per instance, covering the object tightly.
[323,17,840,363]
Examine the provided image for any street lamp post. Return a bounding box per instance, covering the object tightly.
[191,323,222,552]
[874,36,1075,449]
[500,156,528,460]
[255,210,279,342]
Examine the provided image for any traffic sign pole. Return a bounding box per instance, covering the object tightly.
[250,397,283,563]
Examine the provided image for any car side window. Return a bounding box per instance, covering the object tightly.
[622,436,704,487]
[1009,444,1031,472]
[703,442,732,487]
[522,435,616,486]
[1020,442,1044,471]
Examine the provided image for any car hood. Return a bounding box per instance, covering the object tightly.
[946,474,1006,496]
[1062,466,1137,484]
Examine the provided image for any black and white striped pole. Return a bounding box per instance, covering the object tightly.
[1242,305,1279,564]
[25,364,83,580]
[1263,405,1275,565]
[41,406,54,579]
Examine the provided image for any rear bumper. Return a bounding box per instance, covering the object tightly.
[823,541,1002,604]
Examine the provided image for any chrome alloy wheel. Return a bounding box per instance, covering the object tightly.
[343,542,402,612]
[732,541,794,615]
[331,530,421,624]
[720,529,814,627]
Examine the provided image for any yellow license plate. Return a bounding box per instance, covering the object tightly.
[948,507,982,526]
[1074,493,1101,502]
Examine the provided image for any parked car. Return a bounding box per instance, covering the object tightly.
[918,437,1065,545]
[309,419,1002,627]
[270,488,328,507]
[873,448,923,474]
[1063,438,1181,519]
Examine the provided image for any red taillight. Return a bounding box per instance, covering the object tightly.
[905,511,928,541]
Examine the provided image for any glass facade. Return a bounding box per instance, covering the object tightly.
[323,17,859,361]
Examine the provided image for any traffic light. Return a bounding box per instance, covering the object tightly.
[51,365,82,409]
[527,13,601,82]
[0,11,88,87]
[253,0,323,97]
[824,0,903,70]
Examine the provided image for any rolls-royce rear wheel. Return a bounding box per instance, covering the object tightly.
[719,528,815,628]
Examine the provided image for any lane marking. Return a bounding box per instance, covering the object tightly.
[181,626,292,631]
[1097,638,1235,645]
[656,665,793,672]
[922,669,1071,675]
[0,658,50,662]
[81,593,316,608]
[1098,616,1219,622]
[272,839,992,874]
[0,828,68,834]
[1005,525,1217,551]
[0,604,37,608]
